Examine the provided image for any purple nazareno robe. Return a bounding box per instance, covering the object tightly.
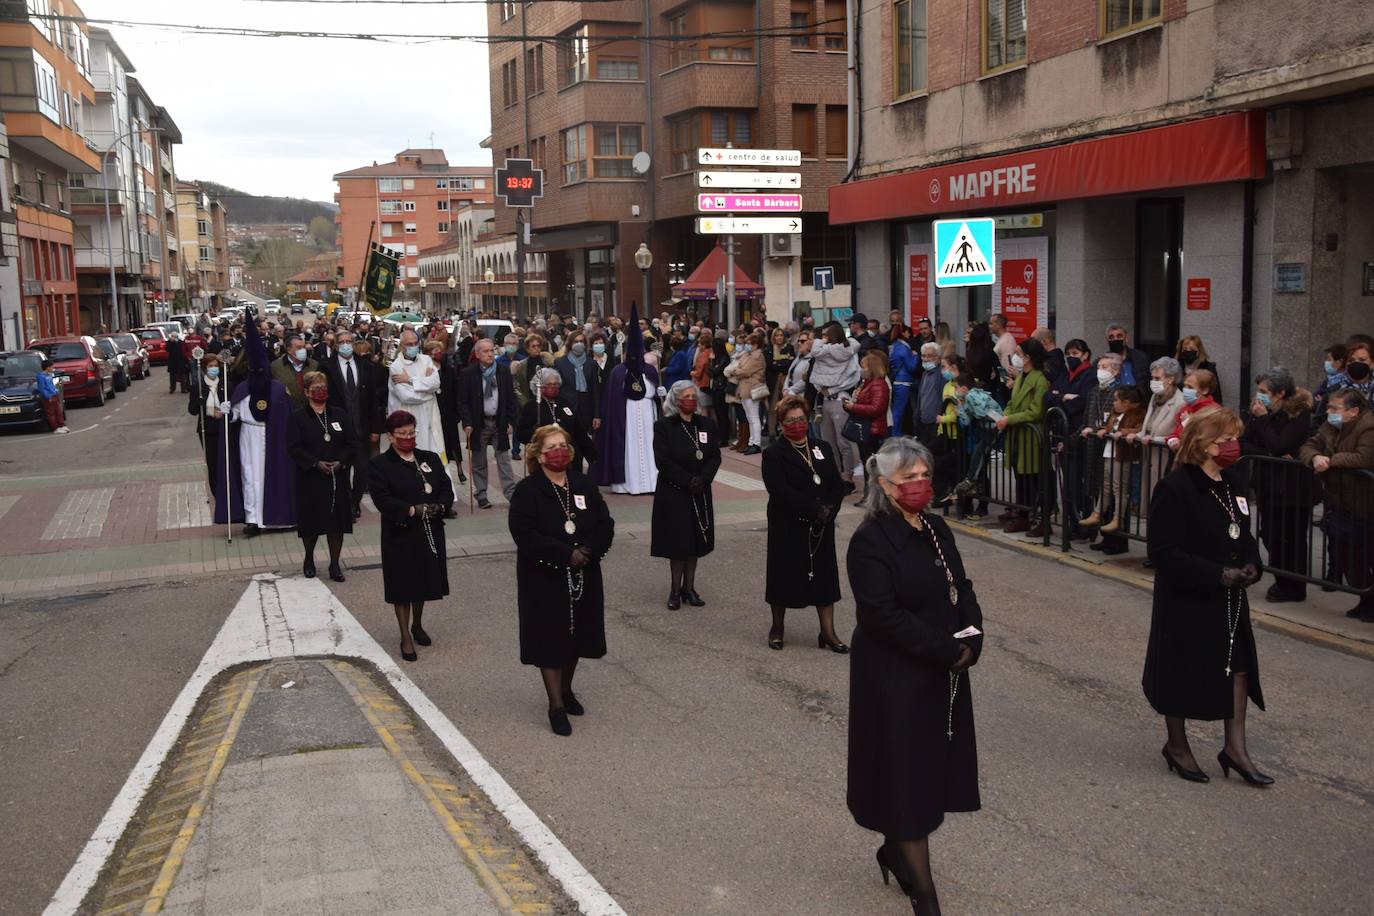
[227,378,296,527]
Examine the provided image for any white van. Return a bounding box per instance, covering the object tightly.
[263,299,282,315]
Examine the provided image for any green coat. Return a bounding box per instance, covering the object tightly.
[1003,369,1047,474]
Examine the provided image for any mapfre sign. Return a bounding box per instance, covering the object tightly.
[829,112,1266,225]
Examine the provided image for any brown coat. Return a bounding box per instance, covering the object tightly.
[1105,404,1146,462]
[1299,408,1374,516]
[733,348,766,399]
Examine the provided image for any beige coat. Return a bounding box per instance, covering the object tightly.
[733,348,766,399]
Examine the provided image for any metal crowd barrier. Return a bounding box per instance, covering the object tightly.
[939,413,1055,548]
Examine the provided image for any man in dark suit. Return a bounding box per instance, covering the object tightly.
[459,337,517,509]
[270,335,318,409]
[847,314,877,356]
[1107,324,1152,398]
[312,329,336,363]
[324,330,385,517]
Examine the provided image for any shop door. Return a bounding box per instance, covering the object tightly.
[1134,200,1182,360]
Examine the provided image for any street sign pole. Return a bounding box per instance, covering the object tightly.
[516,209,525,321]
[727,234,736,329]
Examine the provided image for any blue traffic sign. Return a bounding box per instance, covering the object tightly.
[933,218,996,288]
[812,266,835,291]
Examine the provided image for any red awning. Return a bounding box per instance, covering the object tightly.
[674,242,765,301]
[829,111,1266,225]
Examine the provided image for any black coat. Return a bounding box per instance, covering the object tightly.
[516,396,599,466]
[554,355,601,421]
[1240,402,1315,509]
[762,437,846,607]
[1143,464,1264,721]
[508,469,615,667]
[166,341,189,374]
[367,448,454,604]
[286,405,355,537]
[459,361,517,451]
[650,414,721,559]
[188,372,232,483]
[846,514,984,840]
[323,355,386,438]
[436,353,465,464]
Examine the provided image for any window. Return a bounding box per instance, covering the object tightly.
[525,44,545,95]
[707,45,753,61]
[1102,0,1161,36]
[381,223,397,236]
[453,177,475,191]
[197,219,209,237]
[199,245,211,262]
[801,218,853,285]
[561,124,588,184]
[403,179,415,190]
[593,125,642,178]
[407,266,420,278]
[667,14,689,68]
[530,136,547,171]
[596,57,639,79]
[501,59,518,107]
[380,199,402,214]
[403,201,417,212]
[406,244,419,256]
[558,26,589,86]
[437,200,449,211]
[501,0,515,22]
[710,111,752,147]
[894,0,928,96]
[825,105,848,158]
[438,222,451,233]
[983,0,1027,72]
[404,223,417,234]
[792,105,816,158]
[436,178,448,189]
[824,0,847,49]
[791,0,813,48]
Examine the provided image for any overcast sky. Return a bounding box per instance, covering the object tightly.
[81,0,494,202]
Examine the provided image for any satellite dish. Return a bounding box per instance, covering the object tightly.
[632,151,652,175]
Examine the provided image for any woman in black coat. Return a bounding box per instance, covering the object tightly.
[368,409,454,662]
[286,371,354,581]
[508,424,614,737]
[1144,406,1271,786]
[650,381,721,609]
[846,436,983,916]
[1240,369,1314,602]
[762,395,847,652]
[188,352,231,488]
[515,368,599,474]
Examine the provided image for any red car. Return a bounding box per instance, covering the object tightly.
[136,326,169,364]
[27,335,117,406]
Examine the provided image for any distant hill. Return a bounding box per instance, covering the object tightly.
[195,181,337,225]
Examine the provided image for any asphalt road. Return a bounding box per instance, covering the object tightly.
[1,378,1371,914]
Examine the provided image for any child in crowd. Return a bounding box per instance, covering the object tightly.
[36,358,69,435]
[1092,386,1146,535]
[951,374,1001,516]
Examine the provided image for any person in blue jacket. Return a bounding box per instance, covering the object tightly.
[887,322,918,437]
[1045,339,1097,432]
[661,333,692,390]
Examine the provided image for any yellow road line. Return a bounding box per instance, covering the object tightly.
[138,666,264,914]
[327,661,554,914]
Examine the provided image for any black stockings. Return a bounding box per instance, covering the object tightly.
[1165,672,1255,773]
[769,604,839,644]
[670,557,700,596]
[670,559,685,596]
[393,601,425,654]
[885,835,941,915]
[1164,715,1198,773]
[303,533,343,569]
[539,661,579,711]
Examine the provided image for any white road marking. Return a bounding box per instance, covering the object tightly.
[0,494,19,522]
[713,468,767,492]
[156,481,212,530]
[101,414,111,420]
[44,574,626,916]
[40,487,115,540]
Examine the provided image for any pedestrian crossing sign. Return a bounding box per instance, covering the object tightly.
[933,218,996,288]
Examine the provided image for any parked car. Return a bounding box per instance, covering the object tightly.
[94,336,131,391]
[111,332,150,379]
[136,326,169,364]
[0,350,60,431]
[150,321,184,342]
[27,336,115,406]
[263,299,282,315]
[169,313,197,331]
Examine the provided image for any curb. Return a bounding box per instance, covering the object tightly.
[945,518,1374,663]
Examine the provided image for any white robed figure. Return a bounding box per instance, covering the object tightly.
[385,329,451,482]
[221,313,295,534]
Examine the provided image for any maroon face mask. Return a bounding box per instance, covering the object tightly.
[892,478,933,514]
[392,434,417,452]
[781,417,809,443]
[543,446,572,471]
[678,397,698,415]
[1213,439,1241,469]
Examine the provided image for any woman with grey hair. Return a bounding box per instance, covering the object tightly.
[846,436,984,915]
[1134,355,1188,478]
[651,380,722,608]
[1241,366,1314,602]
[515,366,598,474]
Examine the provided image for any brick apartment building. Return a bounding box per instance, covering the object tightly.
[831,0,1374,394]
[332,150,492,302]
[486,0,853,321]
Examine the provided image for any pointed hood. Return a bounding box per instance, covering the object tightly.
[622,303,647,401]
[244,311,272,420]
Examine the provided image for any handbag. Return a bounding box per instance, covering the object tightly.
[749,383,769,401]
[842,414,868,444]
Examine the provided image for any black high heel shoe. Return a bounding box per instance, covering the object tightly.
[767,629,784,651]
[411,624,432,646]
[1161,747,1209,783]
[876,846,912,895]
[302,557,316,578]
[548,707,572,736]
[328,564,345,583]
[1217,750,1274,786]
[562,692,585,716]
[818,633,850,654]
[682,588,705,607]
[666,590,681,610]
[400,642,417,662]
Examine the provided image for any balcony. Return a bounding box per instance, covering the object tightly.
[168,275,183,291]
[69,186,121,206]
[162,189,176,212]
[159,147,172,173]
[75,248,135,271]
[656,61,759,117]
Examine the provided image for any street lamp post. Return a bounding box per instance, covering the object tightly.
[484,266,495,314]
[418,276,427,315]
[447,275,456,314]
[634,242,653,320]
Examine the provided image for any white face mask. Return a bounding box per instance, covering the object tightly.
[1149,379,1165,394]
[1010,354,1025,370]
[1096,369,1114,386]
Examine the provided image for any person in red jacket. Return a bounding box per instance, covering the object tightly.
[1166,368,1220,449]
[843,351,892,504]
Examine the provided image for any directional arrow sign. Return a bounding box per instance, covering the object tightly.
[697,171,802,189]
[696,216,803,235]
[697,193,803,213]
[697,148,802,167]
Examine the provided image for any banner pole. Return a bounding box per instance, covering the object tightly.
[357,221,375,311]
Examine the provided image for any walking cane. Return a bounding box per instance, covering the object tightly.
[224,392,234,544]
[191,347,206,452]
